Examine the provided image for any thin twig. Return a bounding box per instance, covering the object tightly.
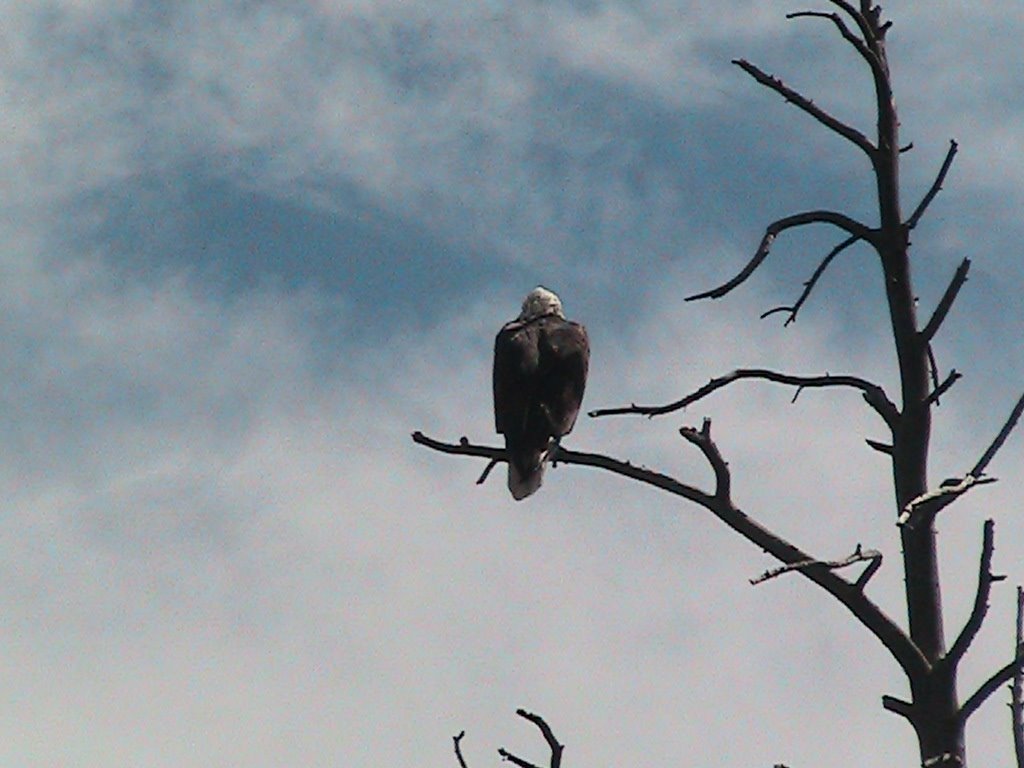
[687,211,875,302]
[924,369,961,407]
[751,543,882,586]
[588,368,899,429]
[732,59,876,157]
[947,520,997,668]
[827,0,876,44]
[787,11,876,67]
[921,258,971,343]
[476,459,499,485]
[906,140,959,231]
[761,234,862,325]
[498,750,540,768]
[855,553,884,590]
[971,390,1024,477]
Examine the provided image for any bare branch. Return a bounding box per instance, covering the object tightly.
[787,11,875,67]
[688,211,874,302]
[866,438,893,455]
[732,59,875,157]
[413,431,928,680]
[761,234,862,325]
[498,710,563,768]
[589,368,899,429]
[960,654,1024,726]
[826,0,876,43]
[680,418,730,501]
[454,732,470,768]
[1012,586,1024,768]
[855,552,884,590]
[906,140,959,231]
[971,389,1024,477]
[883,694,916,722]
[751,543,882,586]
[921,258,971,343]
[897,475,998,528]
[517,710,562,768]
[947,520,997,668]
[412,431,714,507]
[476,459,499,485]
[924,369,961,407]
[498,749,540,768]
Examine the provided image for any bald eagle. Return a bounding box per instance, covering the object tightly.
[493,287,590,500]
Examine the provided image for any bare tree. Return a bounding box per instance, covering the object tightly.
[414,2,1024,765]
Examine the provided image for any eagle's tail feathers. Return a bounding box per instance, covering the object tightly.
[508,452,545,500]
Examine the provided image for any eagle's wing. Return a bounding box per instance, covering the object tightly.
[493,320,539,434]
[538,319,589,437]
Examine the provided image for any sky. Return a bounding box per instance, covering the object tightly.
[2,1,1023,766]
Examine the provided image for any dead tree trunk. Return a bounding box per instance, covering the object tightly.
[415,3,1024,765]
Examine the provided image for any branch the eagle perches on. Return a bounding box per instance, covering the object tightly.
[413,415,928,682]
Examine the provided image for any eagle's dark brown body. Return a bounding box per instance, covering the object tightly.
[493,299,589,500]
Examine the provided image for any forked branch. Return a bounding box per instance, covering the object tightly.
[498,710,563,768]
[680,418,730,500]
[454,731,470,768]
[686,211,874,302]
[589,368,899,429]
[732,59,875,157]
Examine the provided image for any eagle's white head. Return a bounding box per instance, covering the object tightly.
[518,286,565,321]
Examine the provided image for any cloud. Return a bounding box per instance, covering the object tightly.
[1,2,1023,766]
